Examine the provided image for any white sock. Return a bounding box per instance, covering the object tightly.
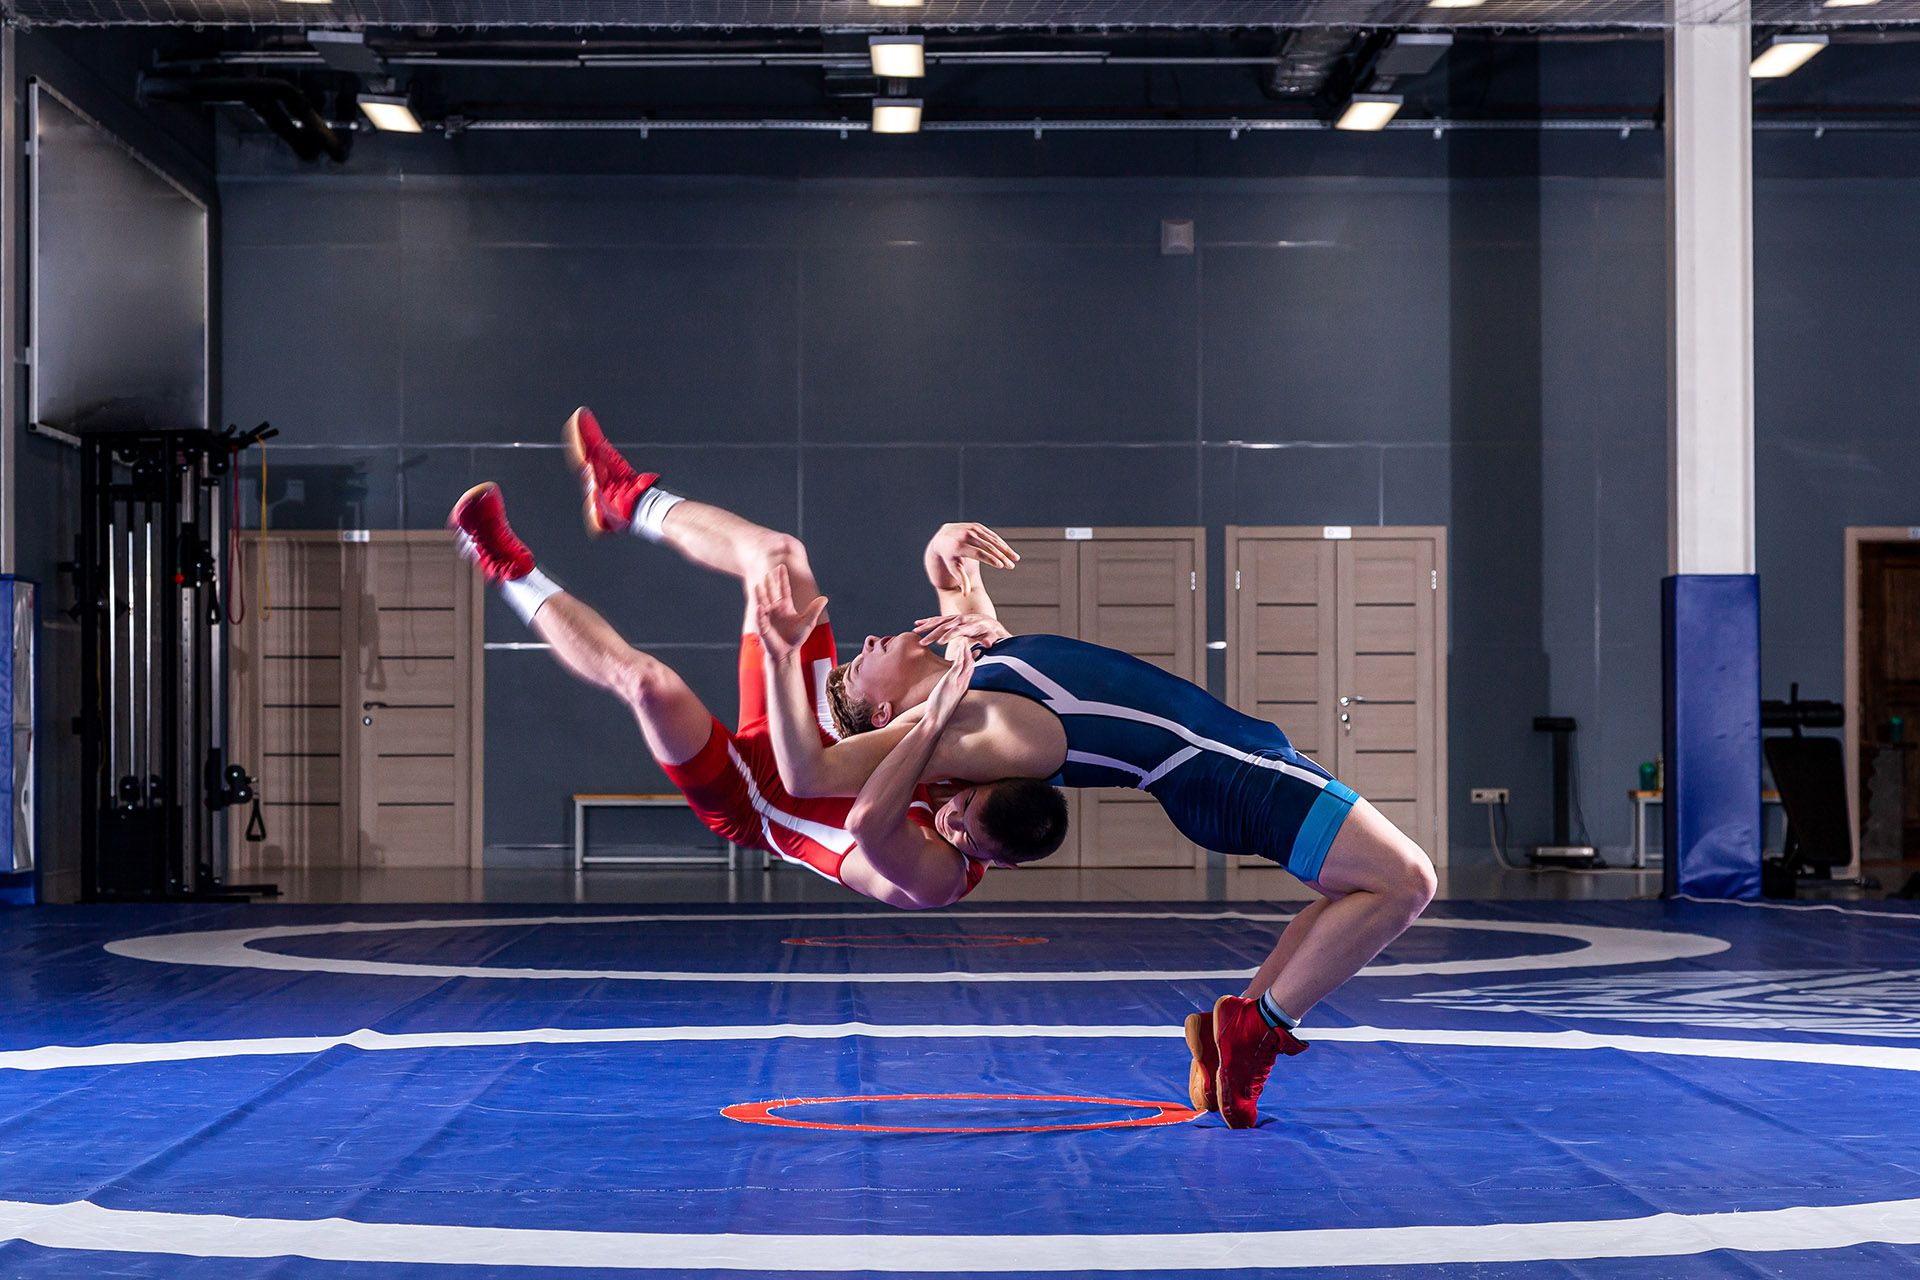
[630,486,684,544]
[499,566,563,625]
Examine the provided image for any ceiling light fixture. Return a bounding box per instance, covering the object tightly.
[868,0,925,7]
[1336,94,1403,132]
[357,93,423,133]
[1822,0,1879,7]
[1750,34,1827,78]
[1425,0,1486,8]
[869,35,926,78]
[871,98,923,134]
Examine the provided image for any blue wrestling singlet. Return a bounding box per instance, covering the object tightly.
[967,634,1361,881]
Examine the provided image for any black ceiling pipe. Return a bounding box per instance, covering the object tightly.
[138,75,349,163]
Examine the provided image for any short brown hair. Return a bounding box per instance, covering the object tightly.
[824,661,877,739]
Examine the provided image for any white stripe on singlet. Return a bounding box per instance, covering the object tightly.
[725,744,856,860]
[974,653,1329,791]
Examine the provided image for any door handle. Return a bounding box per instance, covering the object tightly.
[1339,695,1369,708]
[362,700,389,726]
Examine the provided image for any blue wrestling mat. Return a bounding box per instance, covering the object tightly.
[2,899,1919,1277]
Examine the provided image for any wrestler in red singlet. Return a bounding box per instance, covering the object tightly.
[662,622,987,897]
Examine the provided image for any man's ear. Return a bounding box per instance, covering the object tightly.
[871,701,894,728]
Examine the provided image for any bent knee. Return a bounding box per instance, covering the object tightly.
[619,653,681,709]
[749,530,812,580]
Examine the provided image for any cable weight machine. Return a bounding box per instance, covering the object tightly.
[70,425,278,901]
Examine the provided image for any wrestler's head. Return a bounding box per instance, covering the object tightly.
[827,630,949,734]
[935,778,1069,869]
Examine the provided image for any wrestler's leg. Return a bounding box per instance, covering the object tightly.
[1259,798,1437,1020]
[1239,897,1330,1000]
[530,591,713,766]
[566,409,822,606]
[650,502,826,632]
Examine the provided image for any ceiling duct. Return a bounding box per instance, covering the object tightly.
[1260,29,1364,101]
[138,75,349,162]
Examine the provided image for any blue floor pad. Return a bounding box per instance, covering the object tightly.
[2,898,1918,1277]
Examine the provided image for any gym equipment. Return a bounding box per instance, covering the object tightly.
[1759,683,1855,897]
[68,425,276,901]
[1530,716,1598,868]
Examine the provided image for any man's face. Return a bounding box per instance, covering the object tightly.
[844,630,945,715]
[934,784,1013,868]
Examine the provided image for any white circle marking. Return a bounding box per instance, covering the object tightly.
[103,911,1728,982]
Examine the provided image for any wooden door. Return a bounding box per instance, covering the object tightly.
[1230,538,1337,767]
[230,535,350,872]
[979,528,1206,870]
[1859,541,1920,855]
[1075,537,1204,868]
[231,532,483,871]
[351,536,483,868]
[1226,527,1449,865]
[1336,537,1441,857]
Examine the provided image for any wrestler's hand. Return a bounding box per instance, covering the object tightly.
[924,522,1019,594]
[919,638,977,734]
[750,564,828,665]
[915,612,1012,651]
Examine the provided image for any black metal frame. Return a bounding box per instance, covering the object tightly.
[72,426,274,902]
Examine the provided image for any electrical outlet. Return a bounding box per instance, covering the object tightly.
[1470,787,1509,805]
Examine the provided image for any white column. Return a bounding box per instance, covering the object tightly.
[1667,0,1754,577]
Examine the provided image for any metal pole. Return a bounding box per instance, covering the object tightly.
[125,522,136,795]
[144,511,155,804]
[105,521,117,794]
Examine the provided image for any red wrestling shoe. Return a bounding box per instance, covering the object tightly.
[1184,1009,1219,1113]
[564,406,659,537]
[448,482,535,584]
[1212,994,1309,1130]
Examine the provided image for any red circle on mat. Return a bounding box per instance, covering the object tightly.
[782,933,1048,949]
[722,1093,1199,1133]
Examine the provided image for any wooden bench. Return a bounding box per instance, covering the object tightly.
[572,793,742,872]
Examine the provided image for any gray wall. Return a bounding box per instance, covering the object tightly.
[214,127,1920,867]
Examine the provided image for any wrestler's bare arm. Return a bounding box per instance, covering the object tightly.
[838,648,980,909]
[922,523,1016,620]
[751,568,1048,796]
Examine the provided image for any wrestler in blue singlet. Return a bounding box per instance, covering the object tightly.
[967,634,1361,882]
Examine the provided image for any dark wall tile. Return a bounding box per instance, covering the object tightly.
[962,446,1200,529]
[1211,445,1383,528]
[223,177,402,248]
[802,243,1197,445]
[223,247,407,443]
[1201,245,1451,445]
[798,447,962,653]
[400,246,799,446]
[1382,447,1451,528]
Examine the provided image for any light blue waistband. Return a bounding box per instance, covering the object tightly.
[1288,780,1360,883]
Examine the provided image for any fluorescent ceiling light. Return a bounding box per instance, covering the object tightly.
[1426,0,1486,8]
[1336,94,1403,132]
[1822,0,1878,7]
[869,0,925,7]
[870,35,926,78]
[872,98,923,134]
[1750,35,1827,78]
[358,93,423,133]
